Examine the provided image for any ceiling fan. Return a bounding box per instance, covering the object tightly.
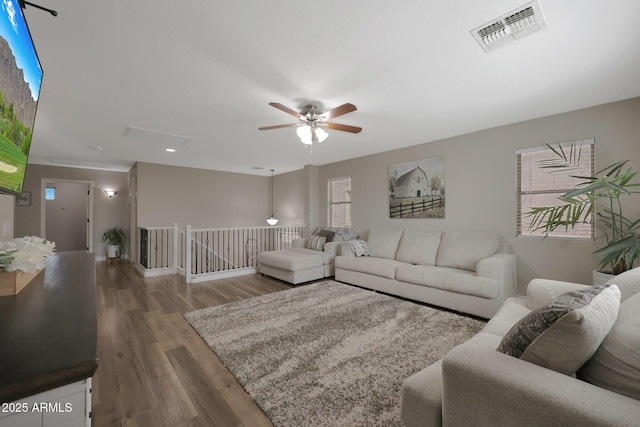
[259,102,362,149]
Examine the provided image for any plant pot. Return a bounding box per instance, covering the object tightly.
[107,245,120,259]
[592,269,615,286]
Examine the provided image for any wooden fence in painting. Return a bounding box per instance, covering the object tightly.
[389,197,444,218]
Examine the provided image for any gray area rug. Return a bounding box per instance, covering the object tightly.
[185,281,485,426]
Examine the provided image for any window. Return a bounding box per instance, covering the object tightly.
[45,186,55,200]
[328,177,351,227]
[517,139,595,239]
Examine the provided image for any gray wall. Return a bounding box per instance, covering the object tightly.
[136,162,271,228]
[14,164,129,258]
[273,168,305,227]
[316,97,640,294]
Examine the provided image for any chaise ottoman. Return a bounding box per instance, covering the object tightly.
[257,249,326,285]
[257,232,351,285]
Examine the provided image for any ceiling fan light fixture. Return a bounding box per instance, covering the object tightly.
[296,125,313,145]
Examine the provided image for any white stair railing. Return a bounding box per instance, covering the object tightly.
[137,224,306,283]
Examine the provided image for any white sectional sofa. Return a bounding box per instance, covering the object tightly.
[335,228,517,319]
[400,267,640,427]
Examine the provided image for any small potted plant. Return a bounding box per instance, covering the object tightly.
[101,227,127,260]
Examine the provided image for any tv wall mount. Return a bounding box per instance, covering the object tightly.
[19,0,58,17]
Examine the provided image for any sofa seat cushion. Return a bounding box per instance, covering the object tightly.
[367,228,404,260]
[335,256,408,279]
[287,247,334,265]
[395,265,500,299]
[436,231,500,271]
[258,249,324,271]
[396,230,442,266]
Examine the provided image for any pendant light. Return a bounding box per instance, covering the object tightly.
[266,169,279,225]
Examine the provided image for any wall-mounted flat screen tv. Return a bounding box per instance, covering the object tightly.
[0,0,42,195]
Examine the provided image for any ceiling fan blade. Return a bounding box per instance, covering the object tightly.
[323,122,362,133]
[321,103,357,120]
[268,102,302,119]
[258,123,298,131]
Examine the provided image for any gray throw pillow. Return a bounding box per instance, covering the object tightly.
[497,284,621,375]
[317,229,336,242]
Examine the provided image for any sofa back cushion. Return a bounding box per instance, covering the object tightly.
[578,291,640,399]
[605,266,640,302]
[396,231,442,265]
[367,228,404,260]
[436,231,500,271]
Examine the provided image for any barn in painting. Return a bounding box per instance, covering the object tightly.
[393,167,428,198]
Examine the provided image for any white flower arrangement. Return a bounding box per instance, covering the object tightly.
[0,236,56,273]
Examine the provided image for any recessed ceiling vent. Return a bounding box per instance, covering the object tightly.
[471,0,547,52]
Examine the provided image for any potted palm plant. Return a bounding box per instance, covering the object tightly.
[527,143,640,281]
[101,227,127,260]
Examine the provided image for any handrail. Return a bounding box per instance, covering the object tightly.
[137,224,306,283]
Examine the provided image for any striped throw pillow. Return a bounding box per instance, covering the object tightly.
[307,234,326,251]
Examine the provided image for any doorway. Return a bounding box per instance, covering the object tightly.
[40,179,94,252]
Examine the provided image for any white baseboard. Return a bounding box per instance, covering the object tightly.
[189,267,258,283]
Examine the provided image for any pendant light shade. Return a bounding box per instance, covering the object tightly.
[266,169,278,225]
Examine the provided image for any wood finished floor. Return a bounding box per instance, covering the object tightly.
[92,261,293,427]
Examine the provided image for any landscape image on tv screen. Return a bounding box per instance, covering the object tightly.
[0,0,42,195]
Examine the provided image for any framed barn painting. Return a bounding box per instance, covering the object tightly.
[389,156,445,218]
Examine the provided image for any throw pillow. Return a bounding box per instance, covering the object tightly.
[496,284,621,375]
[306,234,326,251]
[317,229,336,242]
[344,239,369,257]
[578,291,640,400]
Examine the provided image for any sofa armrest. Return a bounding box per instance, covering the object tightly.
[527,278,590,310]
[476,253,517,298]
[292,238,308,249]
[441,345,640,427]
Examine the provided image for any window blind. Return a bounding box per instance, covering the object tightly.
[516,139,595,239]
[328,177,351,227]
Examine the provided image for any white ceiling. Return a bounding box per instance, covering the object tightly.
[23,0,640,176]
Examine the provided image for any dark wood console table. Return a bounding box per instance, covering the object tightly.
[0,251,98,404]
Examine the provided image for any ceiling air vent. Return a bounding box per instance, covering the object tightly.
[471,0,547,52]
